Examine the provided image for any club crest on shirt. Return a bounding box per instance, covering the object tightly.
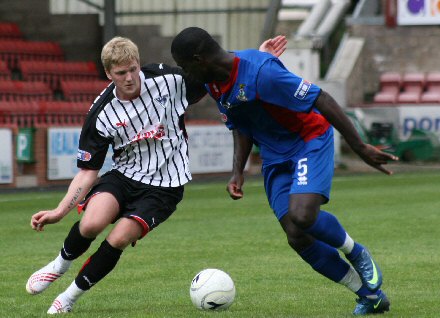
[236,84,248,101]
[155,94,169,108]
[77,149,92,161]
[294,80,311,100]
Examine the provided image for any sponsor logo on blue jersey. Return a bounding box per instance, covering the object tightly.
[297,175,308,185]
[294,80,311,100]
[77,149,92,161]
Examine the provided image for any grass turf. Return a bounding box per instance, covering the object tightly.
[0,170,439,317]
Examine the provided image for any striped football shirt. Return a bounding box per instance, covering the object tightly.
[77,63,204,187]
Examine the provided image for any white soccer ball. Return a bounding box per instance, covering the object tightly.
[189,268,236,311]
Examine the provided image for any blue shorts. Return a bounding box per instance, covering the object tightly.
[262,130,334,220]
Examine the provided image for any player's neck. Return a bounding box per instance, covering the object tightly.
[214,52,236,83]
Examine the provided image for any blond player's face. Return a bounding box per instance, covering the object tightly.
[106,60,141,100]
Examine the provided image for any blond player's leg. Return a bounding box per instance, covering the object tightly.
[26,193,119,295]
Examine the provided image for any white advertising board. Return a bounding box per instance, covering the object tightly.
[397,0,440,25]
[47,127,113,180]
[0,129,13,184]
[47,125,236,180]
[398,106,440,139]
[352,105,440,141]
[186,125,234,174]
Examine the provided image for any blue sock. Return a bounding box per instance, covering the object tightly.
[304,211,347,248]
[299,240,350,283]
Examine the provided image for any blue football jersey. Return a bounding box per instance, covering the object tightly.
[205,49,331,164]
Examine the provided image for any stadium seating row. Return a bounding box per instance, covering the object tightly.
[374,72,440,104]
[0,22,22,40]
[0,21,108,102]
[0,100,90,126]
[19,60,101,90]
[0,79,109,102]
[0,23,106,127]
[0,80,52,101]
[0,40,64,69]
[61,80,110,102]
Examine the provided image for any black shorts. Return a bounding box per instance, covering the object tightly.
[78,170,184,238]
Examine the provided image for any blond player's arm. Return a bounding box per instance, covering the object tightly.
[30,168,99,231]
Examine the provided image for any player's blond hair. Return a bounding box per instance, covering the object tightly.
[101,36,140,72]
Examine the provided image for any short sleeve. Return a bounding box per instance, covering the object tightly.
[256,59,321,113]
[76,86,113,170]
[77,119,110,170]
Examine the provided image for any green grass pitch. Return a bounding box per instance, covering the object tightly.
[1,170,439,317]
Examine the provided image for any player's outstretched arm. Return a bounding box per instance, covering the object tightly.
[259,35,287,58]
[30,169,99,231]
[227,130,253,200]
[315,90,399,175]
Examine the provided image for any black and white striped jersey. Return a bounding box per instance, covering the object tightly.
[77,63,205,187]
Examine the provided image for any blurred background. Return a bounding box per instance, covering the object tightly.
[0,0,439,189]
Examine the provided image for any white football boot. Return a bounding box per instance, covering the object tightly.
[26,261,64,295]
[47,293,74,314]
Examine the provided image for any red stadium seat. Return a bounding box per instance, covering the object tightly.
[420,91,440,103]
[60,80,110,102]
[0,22,22,39]
[39,101,90,125]
[397,91,421,103]
[373,91,398,104]
[373,72,436,104]
[0,60,11,79]
[0,100,90,126]
[0,40,64,69]
[0,100,40,125]
[424,72,440,92]
[19,61,101,90]
[373,72,401,104]
[0,80,15,100]
[401,72,425,94]
[379,72,401,95]
[40,100,90,114]
[420,72,440,103]
[0,80,53,101]
[0,101,16,124]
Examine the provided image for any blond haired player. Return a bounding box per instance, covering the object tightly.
[26,35,286,314]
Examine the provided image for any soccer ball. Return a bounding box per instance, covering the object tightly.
[189,268,236,310]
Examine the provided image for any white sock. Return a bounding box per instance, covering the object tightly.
[53,253,72,274]
[63,281,86,303]
[338,233,355,254]
[338,266,362,293]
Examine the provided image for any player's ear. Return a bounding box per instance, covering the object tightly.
[105,70,112,81]
[193,54,203,63]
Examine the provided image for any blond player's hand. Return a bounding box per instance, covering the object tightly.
[30,209,64,231]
